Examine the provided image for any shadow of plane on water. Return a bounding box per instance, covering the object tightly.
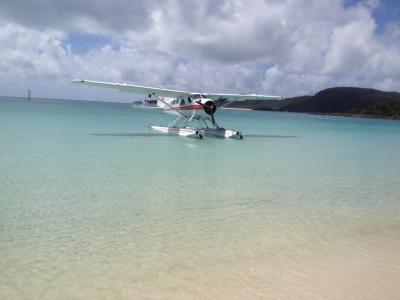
[90,133,297,139]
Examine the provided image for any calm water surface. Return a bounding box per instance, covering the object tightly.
[1,97,400,299]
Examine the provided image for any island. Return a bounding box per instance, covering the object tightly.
[223,87,400,120]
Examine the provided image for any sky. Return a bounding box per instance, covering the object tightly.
[0,0,399,102]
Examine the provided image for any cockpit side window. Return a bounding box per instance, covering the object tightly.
[187,97,192,103]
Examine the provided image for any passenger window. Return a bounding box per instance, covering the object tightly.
[180,98,186,105]
[187,97,192,103]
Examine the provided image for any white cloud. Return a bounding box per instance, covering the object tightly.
[0,0,399,100]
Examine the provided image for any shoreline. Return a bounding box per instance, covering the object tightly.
[311,112,400,120]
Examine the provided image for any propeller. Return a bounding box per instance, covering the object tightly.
[196,100,217,125]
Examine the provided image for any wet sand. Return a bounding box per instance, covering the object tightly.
[207,225,400,300]
[123,225,400,299]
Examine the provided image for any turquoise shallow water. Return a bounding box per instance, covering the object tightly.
[1,97,400,298]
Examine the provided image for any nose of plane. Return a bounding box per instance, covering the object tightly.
[203,100,217,115]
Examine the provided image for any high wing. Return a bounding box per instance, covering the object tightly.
[73,79,283,101]
[73,79,192,98]
[204,93,283,101]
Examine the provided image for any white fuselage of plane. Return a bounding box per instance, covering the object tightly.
[156,94,217,123]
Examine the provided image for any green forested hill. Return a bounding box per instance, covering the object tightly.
[226,87,400,119]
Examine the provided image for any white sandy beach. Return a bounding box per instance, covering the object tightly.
[58,225,399,300]
[153,225,400,299]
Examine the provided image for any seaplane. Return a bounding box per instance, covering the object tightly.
[73,79,283,139]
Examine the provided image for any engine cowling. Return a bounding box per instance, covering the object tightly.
[194,98,218,125]
[198,100,217,115]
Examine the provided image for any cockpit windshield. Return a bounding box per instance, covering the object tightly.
[190,94,209,100]
[190,94,202,100]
